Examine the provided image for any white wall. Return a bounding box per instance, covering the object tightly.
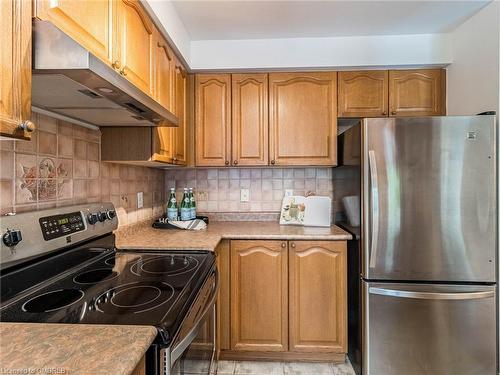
[143,0,192,66]
[447,1,500,116]
[189,33,452,71]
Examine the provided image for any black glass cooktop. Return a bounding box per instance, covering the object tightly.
[0,236,215,345]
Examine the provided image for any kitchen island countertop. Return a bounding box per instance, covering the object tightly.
[115,220,352,251]
[0,323,156,375]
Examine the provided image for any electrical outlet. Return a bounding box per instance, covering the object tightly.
[240,188,250,202]
[285,189,293,197]
[137,192,143,208]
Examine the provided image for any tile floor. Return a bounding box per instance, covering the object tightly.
[216,360,356,375]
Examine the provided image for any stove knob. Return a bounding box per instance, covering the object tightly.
[87,213,99,225]
[98,212,107,222]
[106,210,116,220]
[2,229,22,247]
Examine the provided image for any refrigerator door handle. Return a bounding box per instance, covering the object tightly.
[368,150,379,268]
[369,287,495,300]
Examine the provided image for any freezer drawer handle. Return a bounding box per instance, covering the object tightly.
[369,287,495,300]
[368,150,379,268]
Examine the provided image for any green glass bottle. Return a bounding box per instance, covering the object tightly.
[166,188,178,221]
[180,188,191,221]
[189,187,196,219]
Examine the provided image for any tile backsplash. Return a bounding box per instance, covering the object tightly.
[165,167,334,218]
[0,113,164,227]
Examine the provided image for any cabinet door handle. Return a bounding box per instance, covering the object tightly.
[224,161,229,166]
[270,160,276,165]
[19,120,35,133]
[112,60,121,69]
[382,111,387,116]
[281,242,286,248]
[233,160,238,165]
[290,242,296,248]
[391,111,397,115]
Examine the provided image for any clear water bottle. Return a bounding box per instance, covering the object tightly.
[166,188,178,221]
[180,188,191,221]
[189,187,196,219]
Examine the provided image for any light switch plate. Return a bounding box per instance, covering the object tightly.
[240,189,250,202]
[137,192,143,208]
[285,189,293,197]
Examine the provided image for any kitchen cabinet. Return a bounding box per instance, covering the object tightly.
[130,355,146,375]
[114,0,154,96]
[230,240,288,352]
[289,241,347,353]
[1,0,34,140]
[35,0,112,65]
[171,59,188,165]
[154,31,174,112]
[231,74,269,166]
[215,240,231,354]
[389,69,446,117]
[195,74,232,167]
[269,72,337,166]
[338,71,388,117]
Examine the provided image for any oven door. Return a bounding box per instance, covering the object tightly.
[171,305,216,375]
[159,268,218,375]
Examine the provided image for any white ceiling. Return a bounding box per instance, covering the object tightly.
[171,0,490,41]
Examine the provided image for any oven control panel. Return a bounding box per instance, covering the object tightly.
[39,211,85,241]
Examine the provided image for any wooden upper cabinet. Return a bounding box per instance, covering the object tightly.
[338,71,388,117]
[231,74,269,166]
[231,240,288,352]
[269,72,337,166]
[289,241,347,353]
[195,74,231,167]
[153,31,174,112]
[172,60,188,165]
[115,0,154,96]
[1,0,34,140]
[389,69,446,117]
[36,0,112,65]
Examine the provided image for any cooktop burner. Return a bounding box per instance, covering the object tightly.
[131,255,199,277]
[22,289,84,313]
[73,268,119,284]
[94,281,175,314]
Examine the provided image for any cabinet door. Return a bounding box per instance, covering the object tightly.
[1,0,34,140]
[389,69,446,117]
[289,241,347,353]
[195,74,231,167]
[231,240,288,352]
[338,71,388,117]
[269,72,337,166]
[216,240,231,352]
[36,0,112,65]
[115,0,154,96]
[154,32,174,112]
[231,74,269,166]
[172,61,188,165]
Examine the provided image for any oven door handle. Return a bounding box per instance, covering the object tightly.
[170,269,219,364]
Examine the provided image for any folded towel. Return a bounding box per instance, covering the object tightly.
[168,219,207,231]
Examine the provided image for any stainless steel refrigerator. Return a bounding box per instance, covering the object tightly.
[339,116,497,375]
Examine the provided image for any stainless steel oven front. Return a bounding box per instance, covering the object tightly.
[159,268,218,375]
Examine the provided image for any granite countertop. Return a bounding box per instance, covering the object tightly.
[115,220,352,251]
[0,323,156,375]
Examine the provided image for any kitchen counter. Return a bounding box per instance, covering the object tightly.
[115,220,352,251]
[0,323,156,375]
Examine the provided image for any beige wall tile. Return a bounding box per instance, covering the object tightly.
[1,150,14,179]
[37,114,58,133]
[58,135,73,157]
[0,179,14,214]
[38,131,57,156]
[74,139,87,160]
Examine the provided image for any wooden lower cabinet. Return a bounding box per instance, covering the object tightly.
[219,239,347,361]
[289,241,347,353]
[230,240,288,352]
[131,355,146,375]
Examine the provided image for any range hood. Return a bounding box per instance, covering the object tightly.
[32,20,178,128]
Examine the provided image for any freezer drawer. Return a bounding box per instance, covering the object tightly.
[363,281,497,375]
